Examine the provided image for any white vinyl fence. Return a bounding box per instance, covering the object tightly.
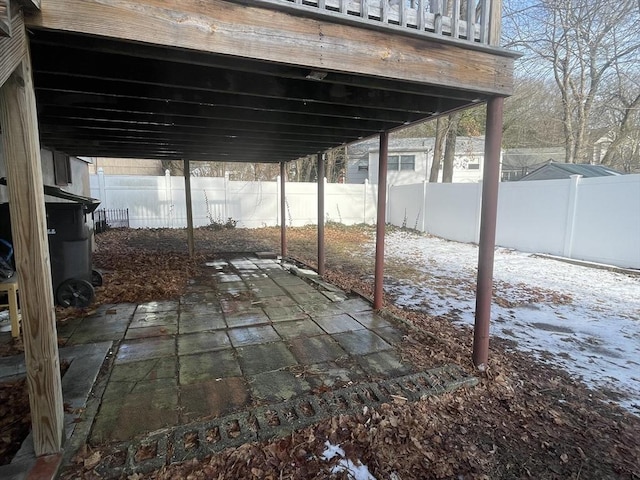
[90,171,379,229]
[91,172,640,269]
[388,174,640,269]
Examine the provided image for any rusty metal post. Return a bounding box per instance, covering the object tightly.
[317,153,326,276]
[280,161,287,258]
[473,97,504,370]
[374,131,389,310]
[184,159,195,258]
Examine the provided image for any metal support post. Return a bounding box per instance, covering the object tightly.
[374,131,389,309]
[472,97,504,369]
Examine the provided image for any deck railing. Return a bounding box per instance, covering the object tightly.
[253,0,502,46]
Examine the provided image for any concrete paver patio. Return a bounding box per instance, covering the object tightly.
[57,256,414,444]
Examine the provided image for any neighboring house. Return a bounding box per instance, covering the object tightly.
[518,162,623,181]
[501,147,565,181]
[0,145,92,203]
[89,157,164,176]
[346,136,487,185]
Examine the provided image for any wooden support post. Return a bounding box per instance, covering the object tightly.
[0,46,64,455]
[472,96,504,370]
[373,131,389,310]
[280,161,287,258]
[317,153,325,276]
[184,159,195,257]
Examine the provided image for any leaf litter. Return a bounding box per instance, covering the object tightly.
[3,225,638,479]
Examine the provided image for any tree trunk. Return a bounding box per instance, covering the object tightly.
[429,116,448,182]
[442,112,462,183]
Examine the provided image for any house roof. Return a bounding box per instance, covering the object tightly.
[347,136,486,159]
[518,162,623,181]
[502,147,565,169]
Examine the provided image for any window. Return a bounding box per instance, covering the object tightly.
[468,163,480,170]
[53,151,72,186]
[387,155,415,171]
[400,155,415,170]
[357,159,369,171]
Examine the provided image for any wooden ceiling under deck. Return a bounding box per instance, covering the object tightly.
[24,0,517,163]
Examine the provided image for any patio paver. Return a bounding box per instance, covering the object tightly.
[313,313,367,334]
[236,342,298,375]
[181,377,249,420]
[54,255,425,448]
[273,318,324,338]
[248,370,311,402]
[177,331,231,355]
[227,325,281,347]
[332,330,393,355]
[179,313,226,334]
[179,350,241,384]
[116,336,176,363]
[288,335,347,364]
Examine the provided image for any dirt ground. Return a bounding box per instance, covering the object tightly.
[5,225,640,478]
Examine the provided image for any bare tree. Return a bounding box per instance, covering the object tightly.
[428,116,448,182]
[442,112,462,182]
[504,0,640,163]
[502,79,565,148]
[599,69,640,172]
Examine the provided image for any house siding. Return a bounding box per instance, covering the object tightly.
[347,137,486,185]
[0,144,91,203]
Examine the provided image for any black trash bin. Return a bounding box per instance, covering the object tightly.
[46,203,96,307]
[0,198,100,308]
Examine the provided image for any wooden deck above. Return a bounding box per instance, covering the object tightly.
[15,0,516,162]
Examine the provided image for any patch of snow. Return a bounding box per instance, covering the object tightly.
[321,441,346,461]
[374,230,640,414]
[331,459,377,480]
[322,441,377,480]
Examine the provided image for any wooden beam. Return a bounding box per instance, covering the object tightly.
[184,159,195,257]
[0,42,65,455]
[26,0,514,95]
[0,5,25,85]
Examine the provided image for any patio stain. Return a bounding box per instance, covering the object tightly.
[181,377,249,420]
[62,256,421,445]
[179,350,242,384]
[236,342,298,375]
[248,370,311,402]
[288,335,347,364]
[273,318,324,338]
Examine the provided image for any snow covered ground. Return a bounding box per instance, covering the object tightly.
[375,230,640,414]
